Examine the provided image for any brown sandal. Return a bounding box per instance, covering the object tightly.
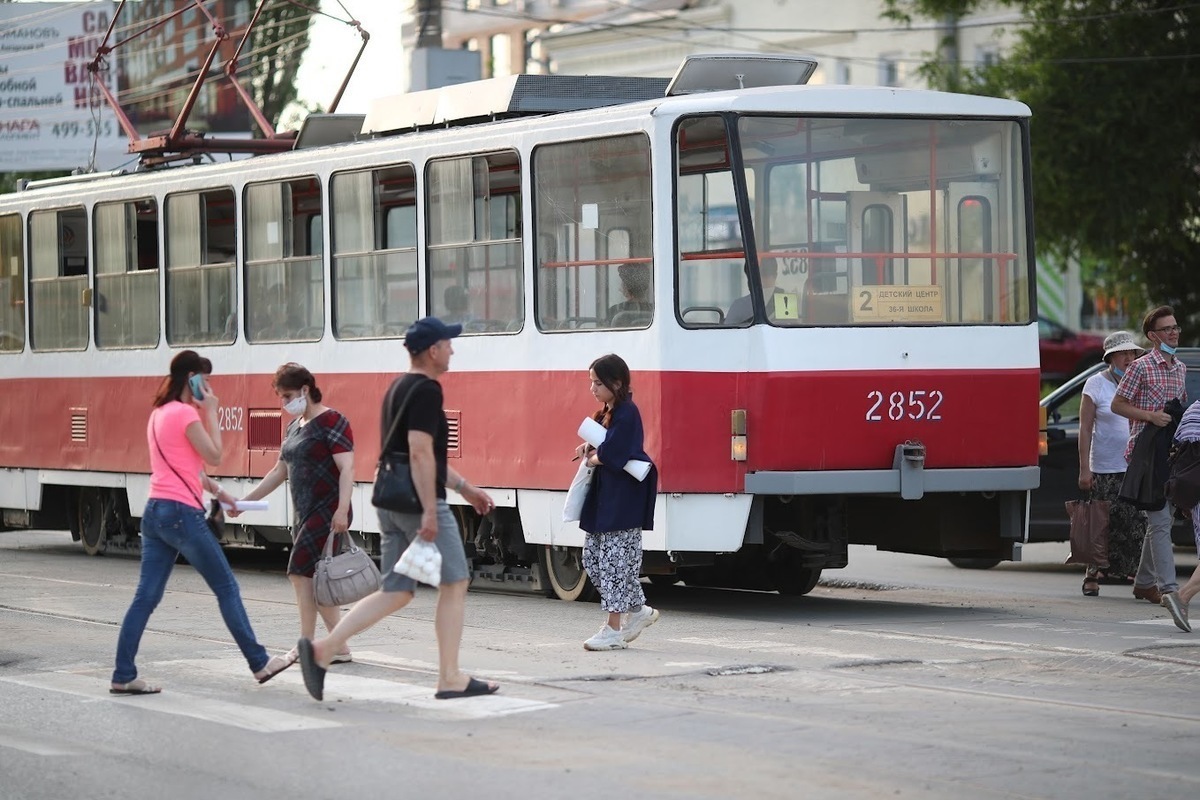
[1082,575,1100,597]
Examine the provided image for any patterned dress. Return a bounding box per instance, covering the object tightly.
[280,409,354,578]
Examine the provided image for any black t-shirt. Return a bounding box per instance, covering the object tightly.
[381,374,448,499]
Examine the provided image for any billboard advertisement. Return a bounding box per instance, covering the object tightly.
[0,1,128,172]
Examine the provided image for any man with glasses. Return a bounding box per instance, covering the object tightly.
[1112,305,1186,609]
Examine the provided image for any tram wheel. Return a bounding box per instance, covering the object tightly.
[77,487,108,556]
[647,574,679,588]
[539,545,597,602]
[771,567,821,596]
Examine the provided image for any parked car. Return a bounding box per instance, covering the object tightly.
[1039,315,1105,382]
[950,347,1200,570]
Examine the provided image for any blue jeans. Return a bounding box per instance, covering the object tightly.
[112,498,270,683]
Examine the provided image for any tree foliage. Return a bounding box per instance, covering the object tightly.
[884,0,1200,327]
[241,1,315,131]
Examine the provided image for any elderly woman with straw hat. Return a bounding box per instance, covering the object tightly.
[1076,330,1148,596]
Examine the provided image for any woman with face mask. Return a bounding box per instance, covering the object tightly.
[237,363,356,664]
[1077,331,1147,595]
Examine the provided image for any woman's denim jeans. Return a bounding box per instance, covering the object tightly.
[112,498,270,683]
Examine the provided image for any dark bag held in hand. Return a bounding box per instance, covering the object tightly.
[313,530,381,607]
[1064,499,1110,569]
[151,421,224,539]
[371,378,427,514]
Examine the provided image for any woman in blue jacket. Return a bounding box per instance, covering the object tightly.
[577,354,659,650]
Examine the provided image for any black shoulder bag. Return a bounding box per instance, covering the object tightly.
[371,377,427,514]
[150,419,225,539]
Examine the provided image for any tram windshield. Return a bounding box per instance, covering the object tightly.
[675,114,1032,328]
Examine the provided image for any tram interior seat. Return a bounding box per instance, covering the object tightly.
[378,323,411,336]
[297,326,324,339]
[556,317,603,330]
[681,306,726,326]
[336,324,373,338]
[610,310,653,328]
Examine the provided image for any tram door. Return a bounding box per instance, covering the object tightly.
[946,182,1000,322]
[847,192,907,287]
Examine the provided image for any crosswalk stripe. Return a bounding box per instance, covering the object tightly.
[161,657,558,720]
[0,672,341,732]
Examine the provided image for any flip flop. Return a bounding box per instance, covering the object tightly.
[297,638,326,701]
[255,654,294,685]
[110,678,161,695]
[434,676,499,700]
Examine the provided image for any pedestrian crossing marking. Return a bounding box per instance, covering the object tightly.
[0,671,341,732]
[154,657,557,720]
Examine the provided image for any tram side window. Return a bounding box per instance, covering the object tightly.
[95,198,159,349]
[0,214,23,352]
[245,176,323,342]
[29,207,88,351]
[331,164,418,339]
[426,151,523,333]
[166,188,236,345]
[533,133,653,331]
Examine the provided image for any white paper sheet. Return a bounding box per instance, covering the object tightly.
[577,418,651,481]
[220,499,270,512]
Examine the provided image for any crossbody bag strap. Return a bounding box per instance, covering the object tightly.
[380,376,428,457]
[150,413,206,508]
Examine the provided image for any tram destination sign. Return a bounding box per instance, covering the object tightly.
[852,285,946,323]
[0,2,126,172]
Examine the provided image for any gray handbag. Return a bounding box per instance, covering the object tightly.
[313,530,381,607]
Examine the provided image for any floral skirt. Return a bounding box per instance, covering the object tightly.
[1089,471,1147,577]
[583,528,645,613]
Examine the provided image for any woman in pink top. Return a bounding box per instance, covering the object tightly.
[110,350,292,694]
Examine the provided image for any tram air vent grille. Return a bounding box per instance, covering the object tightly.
[70,408,87,443]
[248,409,283,450]
[446,410,461,458]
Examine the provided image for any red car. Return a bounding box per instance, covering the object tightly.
[1039,315,1105,381]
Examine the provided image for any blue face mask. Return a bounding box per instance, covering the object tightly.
[1112,366,1126,378]
[1160,342,1178,356]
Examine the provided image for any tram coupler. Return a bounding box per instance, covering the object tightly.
[893,440,926,500]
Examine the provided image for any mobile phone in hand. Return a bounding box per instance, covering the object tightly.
[188,374,206,400]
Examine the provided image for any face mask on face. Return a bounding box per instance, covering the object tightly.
[283,392,307,417]
[1160,342,1178,356]
[1112,366,1126,378]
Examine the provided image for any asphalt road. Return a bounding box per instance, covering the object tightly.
[1,531,1198,800]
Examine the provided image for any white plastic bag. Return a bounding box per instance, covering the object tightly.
[393,538,442,586]
[562,459,594,522]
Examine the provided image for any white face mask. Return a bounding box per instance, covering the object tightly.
[283,392,307,417]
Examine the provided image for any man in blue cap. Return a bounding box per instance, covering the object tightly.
[297,317,499,700]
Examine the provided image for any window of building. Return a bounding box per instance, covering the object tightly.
[95,198,160,349]
[534,134,653,331]
[245,176,324,342]
[165,188,236,345]
[878,54,900,87]
[0,214,24,352]
[29,207,88,350]
[426,151,523,332]
[331,163,418,339]
[490,33,512,78]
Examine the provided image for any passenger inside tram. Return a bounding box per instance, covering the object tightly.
[606,262,653,327]
[725,258,784,325]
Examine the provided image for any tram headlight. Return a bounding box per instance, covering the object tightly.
[731,409,747,461]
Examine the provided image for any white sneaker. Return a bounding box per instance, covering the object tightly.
[621,605,660,642]
[583,625,628,651]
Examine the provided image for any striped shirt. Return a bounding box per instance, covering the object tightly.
[1115,348,1187,460]
[1176,400,1200,444]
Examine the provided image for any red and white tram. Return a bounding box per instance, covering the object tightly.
[0,55,1039,599]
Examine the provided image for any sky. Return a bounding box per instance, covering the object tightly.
[293,1,407,117]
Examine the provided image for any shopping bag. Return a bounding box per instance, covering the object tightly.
[1064,499,1110,568]
[393,539,442,586]
[562,459,594,522]
[313,531,381,607]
